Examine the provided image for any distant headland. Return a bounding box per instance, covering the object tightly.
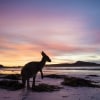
[46,61,100,67]
[0,64,4,68]
[0,61,100,68]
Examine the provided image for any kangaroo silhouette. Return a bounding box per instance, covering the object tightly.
[21,51,51,89]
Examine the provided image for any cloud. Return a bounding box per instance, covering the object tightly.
[79,30,100,45]
[0,0,100,65]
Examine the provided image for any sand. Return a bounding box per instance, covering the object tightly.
[0,73,100,100]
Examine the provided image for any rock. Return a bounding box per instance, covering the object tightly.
[61,76,100,88]
[4,74,21,80]
[87,75,99,77]
[0,80,23,90]
[32,83,62,92]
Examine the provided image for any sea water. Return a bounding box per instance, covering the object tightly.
[0,66,100,76]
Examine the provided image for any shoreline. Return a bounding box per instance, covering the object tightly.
[0,73,100,100]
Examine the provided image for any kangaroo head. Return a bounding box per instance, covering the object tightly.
[41,51,51,62]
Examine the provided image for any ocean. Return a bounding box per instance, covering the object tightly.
[0,66,100,76]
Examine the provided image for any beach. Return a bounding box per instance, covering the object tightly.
[0,67,100,100]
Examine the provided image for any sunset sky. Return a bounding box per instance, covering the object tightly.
[0,0,100,66]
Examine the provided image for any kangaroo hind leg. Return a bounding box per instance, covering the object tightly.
[27,78,30,89]
[32,75,36,89]
[22,77,26,88]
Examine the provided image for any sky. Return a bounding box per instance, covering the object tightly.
[0,0,100,66]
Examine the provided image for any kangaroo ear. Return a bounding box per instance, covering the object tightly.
[41,51,45,56]
[41,51,44,56]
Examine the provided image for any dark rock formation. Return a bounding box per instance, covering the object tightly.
[4,74,21,80]
[61,76,100,87]
[0,80,23,90]
[32,83,62,92]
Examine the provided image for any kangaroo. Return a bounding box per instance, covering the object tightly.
[21,51,51,89]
